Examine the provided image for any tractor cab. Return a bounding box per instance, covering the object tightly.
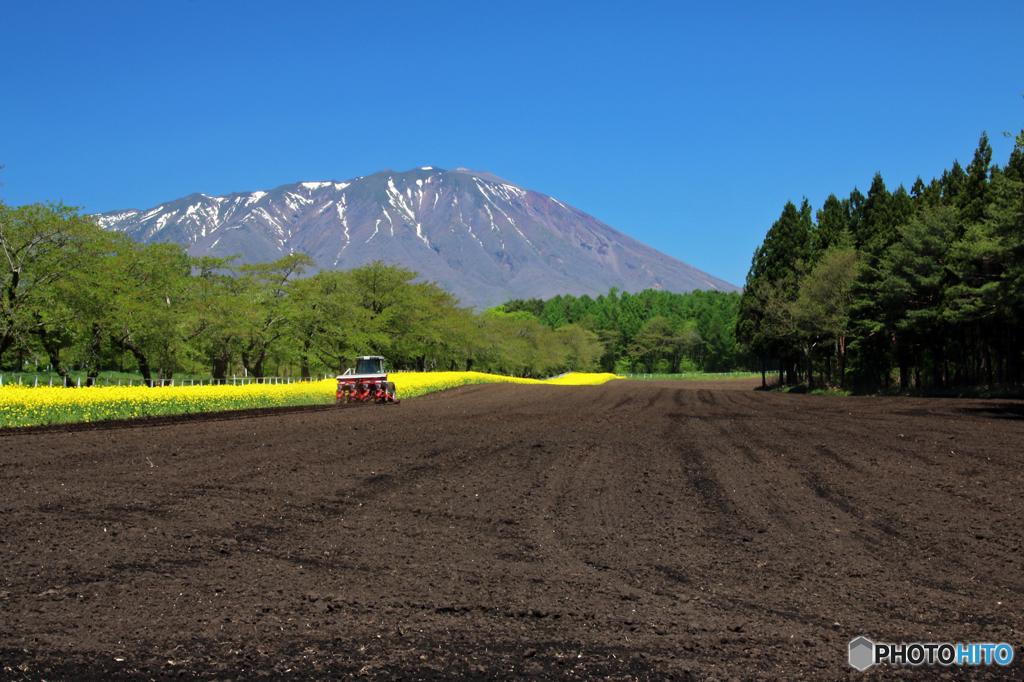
[354,356,386,376]
[336,356,398,405]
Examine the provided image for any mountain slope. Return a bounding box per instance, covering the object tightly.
[95,167,738,308]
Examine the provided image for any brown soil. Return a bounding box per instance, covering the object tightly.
[1,379,1022,680]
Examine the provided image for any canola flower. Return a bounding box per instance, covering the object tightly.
[0,372,619,428]
[391,371,619,399]
[0,379,337,429]
[390,371,618,399]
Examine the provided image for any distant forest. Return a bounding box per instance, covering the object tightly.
[497,289,744,373]
[736,123,1024,391]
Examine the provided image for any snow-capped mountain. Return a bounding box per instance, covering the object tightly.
[95,167,738,308]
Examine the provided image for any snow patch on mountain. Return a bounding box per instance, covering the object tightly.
[154,211,178,233]
[141,206,165,221]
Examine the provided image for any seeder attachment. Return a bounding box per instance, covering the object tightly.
[335,356,400,405]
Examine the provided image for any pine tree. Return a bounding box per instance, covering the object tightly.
[735,200,813,385]
[847,187,866,243]
[910,176,944,208]
[849,174,896,388]
[980,142,1024,384]
[911,177,926,201]
[960,132,994,224]
[859,173,893,251]
[814,194,848,255]
[941,161,967,204]
[876,206,957,389]
[1005,131,1024,182]
[889,185,916,233]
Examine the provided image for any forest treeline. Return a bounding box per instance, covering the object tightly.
[498,288,744,373]
[736,125,1024,391]
[0,199,746,384]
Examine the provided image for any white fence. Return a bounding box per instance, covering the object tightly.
[0,374,335,388]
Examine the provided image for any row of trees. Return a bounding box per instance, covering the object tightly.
[0,201,612,383]
[498,287,746,373]
[0,196,752,384]
[736,123,1024,391]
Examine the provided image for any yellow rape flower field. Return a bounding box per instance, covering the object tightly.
[391,371,619,399]
[0,372,619,428]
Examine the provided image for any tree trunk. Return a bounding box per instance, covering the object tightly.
[824,344,833,388]
[898,348,909,392]
[943,343,951,387]
[997,337,1005,385]
[211,344,231,380]
[838,336,847,390]
[126,344,153,386]
[984,340,993,386]
[299,338,312,379]
[1009,330,1019,387]
[865,336,882,391]
[37,328,72,387]
[242,348,266,378]
[958,336,967,388]
[86,323,103,387]
[0,334,14,364]
[0,269,21,360]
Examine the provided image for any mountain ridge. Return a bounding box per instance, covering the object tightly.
[95,167,739,308]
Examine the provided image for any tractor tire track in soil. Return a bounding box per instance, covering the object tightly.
[1,379,1022,680]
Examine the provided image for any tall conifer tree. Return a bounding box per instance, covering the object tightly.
[960,132,994,224]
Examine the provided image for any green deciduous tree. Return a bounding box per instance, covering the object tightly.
[0,202,118,380]
[555,323,603,371]
[793,247,858,387]
[235,253,316,377]
[97,241,193,385]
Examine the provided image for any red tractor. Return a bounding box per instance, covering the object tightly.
[336,356,399,405]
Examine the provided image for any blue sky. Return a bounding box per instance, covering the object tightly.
[2,1,1022,288]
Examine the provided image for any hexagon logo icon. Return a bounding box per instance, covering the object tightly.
[849,636,874,670]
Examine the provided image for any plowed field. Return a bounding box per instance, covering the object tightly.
[1,379,1022,680]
